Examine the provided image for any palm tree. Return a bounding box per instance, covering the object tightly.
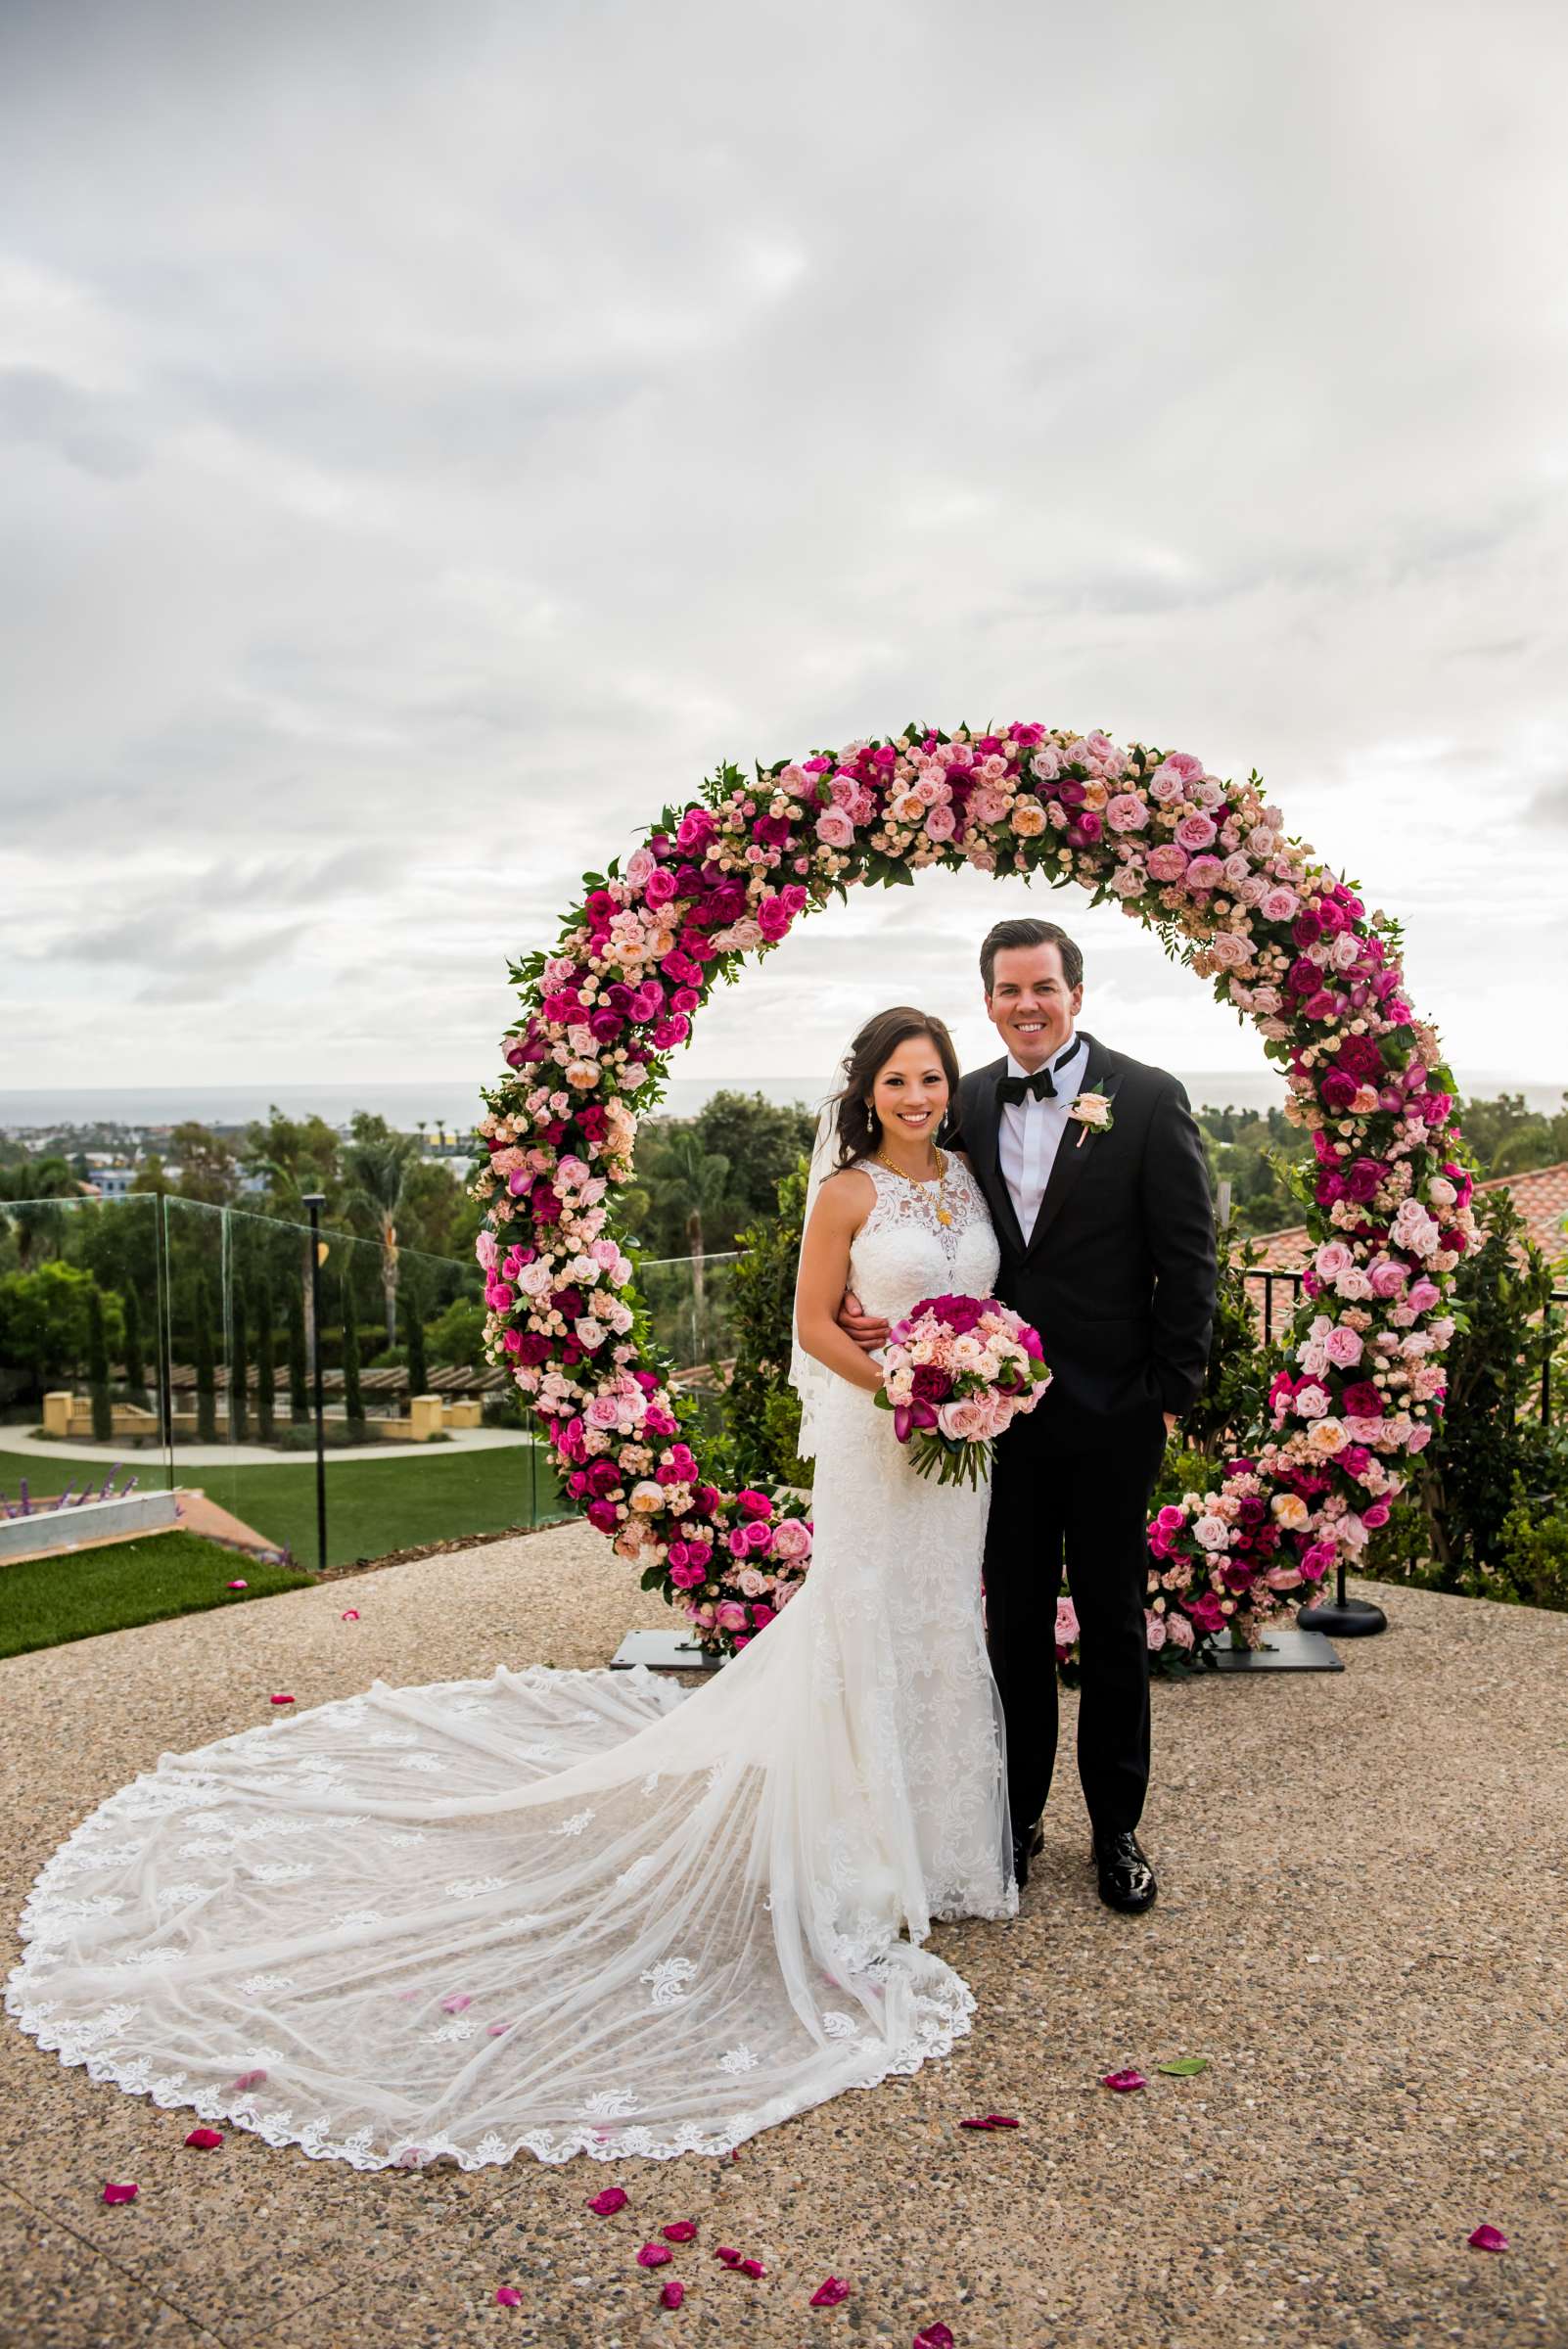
[0,1157,78,1266]
[649,1133,738,1337]
[342,1133,418,1351]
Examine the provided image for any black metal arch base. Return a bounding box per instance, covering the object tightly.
[1296,1554,1388,1639]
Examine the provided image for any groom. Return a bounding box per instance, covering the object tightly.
[841,917,1218,1911]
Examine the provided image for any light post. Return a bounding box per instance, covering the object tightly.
[302,1194,328,1575]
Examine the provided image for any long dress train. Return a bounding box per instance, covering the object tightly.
[5,1156,1013,2169]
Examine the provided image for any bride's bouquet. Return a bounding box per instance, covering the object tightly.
[874,1293,1051,1488]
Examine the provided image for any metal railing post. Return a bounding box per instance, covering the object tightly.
[302,1195,328,1574]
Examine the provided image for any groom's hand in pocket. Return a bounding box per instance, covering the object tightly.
[838,1290,890,1353]
[1163,1411,1179,1437]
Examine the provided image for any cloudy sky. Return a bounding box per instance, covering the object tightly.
[4,0,1566,1104]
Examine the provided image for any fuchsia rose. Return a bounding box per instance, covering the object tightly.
[736,1489,773,1520]
[1319,1070,1358,1113]
[1185,1591,1226,1635]
[643,866,677,908]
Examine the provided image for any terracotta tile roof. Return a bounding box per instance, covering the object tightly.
[1237,1162,1568,1279]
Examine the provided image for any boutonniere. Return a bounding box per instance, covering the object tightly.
[1068,1090,1115,1147]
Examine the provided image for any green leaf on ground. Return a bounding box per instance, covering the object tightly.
[1157,2057,1210,2076]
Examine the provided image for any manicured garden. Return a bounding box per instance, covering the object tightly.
[0,1531,316,1661]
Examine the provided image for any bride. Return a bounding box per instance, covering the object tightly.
[6,1006,1015,2171]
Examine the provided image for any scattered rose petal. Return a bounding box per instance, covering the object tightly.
[486,2021,512,2037]
[715,2247,742,2267]
[494,2284,523,2307]
[661,2220,698,2242]
[226,1580,248,1590]
[738,2259,766,2279]
[637,2243,672,2268]
[268,1693,295,1706]
[588,2187,628,2216]
[1101,2068,1146,2093]
[810,2276,852,2306]
[184,2128,223,2150]
[341,1608,360,1620]
[913,2326,954,2349]
[1468,2225,1509,2253]
[439,1994,473,2013]
[1157,2057,1209,2077]
[660,2280,685,2310]
[229,2069,267,2092]
[101,2182,138,2205]
[959,2112,1020,2131]
[394,2146,427,2169]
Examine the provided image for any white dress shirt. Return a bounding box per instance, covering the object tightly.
[997,1031,1089,1244]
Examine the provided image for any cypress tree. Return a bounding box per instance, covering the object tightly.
[87,1284,113,1443]
[254,1274,276,1443]
[230,1282,250,1443]
[341,1276,365,1436]
[403,1284,429,1405]
[288,1281,309,1423]
[122,1283,147,1408]
[195,1273,217,1444]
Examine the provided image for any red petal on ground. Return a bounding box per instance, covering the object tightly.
[912,2326,954,2349]
[341,1609,360,1620]
[439,1994,473,2012]
[958,2117,994,2130]
[661,2221,698,2242]
[102,2183,139,2204]
[226,1580,248,1590]
[809,2276,851,2306]
[1468,2225,1509,2252]
[494,2285,523,2307]
[738,2259,766,2278]
[636,2244,673,2268]
[268,1694,295,1706]
[1100,2068,1147,2093]
[587,2187,629,2216]
[660,2280,685,2310]
[183,2129,223,2150]
[229,2069,268,2092]
[983,2114,1020,2128]
[714,2247,742,2266]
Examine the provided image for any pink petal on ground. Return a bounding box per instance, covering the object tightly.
[958,2117,993,2130]
[660,2221,698,2243]
[912,2327,954,2349]
[494,2285,524,2307]
[394,2147,427,2169]
[810,2276,852,2306]
[341,1608,360,1620]
[268,1694,295,1706]
[439,1994,473,2013]
[101,2182,139,2205]
[486,2021,512,2037]
[637,2243,672,2269]
[1468,2225,1509,2252]
[1101,2068,1147,2094]
[714,2247,742,2266]
[183,2129,223,2150]
[229,2069,268,2092]
[738,2259,766,2279]
[587,2187,629,2216]
[660,2280,685,2310]
[983,2114,1020,2128]
[226,1580,248,1590]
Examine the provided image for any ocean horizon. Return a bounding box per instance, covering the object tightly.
[3,1066,1565,1135]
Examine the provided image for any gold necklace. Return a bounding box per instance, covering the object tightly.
[873,1144,953,1226]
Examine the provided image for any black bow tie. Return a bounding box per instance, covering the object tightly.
[995,1042,1080,1108]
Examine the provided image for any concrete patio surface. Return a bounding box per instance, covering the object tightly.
[1,1523,1565,2349]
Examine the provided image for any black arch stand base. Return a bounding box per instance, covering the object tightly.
[1295,1553,1389,1642]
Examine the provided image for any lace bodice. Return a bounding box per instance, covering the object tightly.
[846,1153,1000,1325]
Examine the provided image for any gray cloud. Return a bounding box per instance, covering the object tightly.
[3,0,1567,1093]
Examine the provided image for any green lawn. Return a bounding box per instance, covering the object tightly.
[0,1532,318,1661]
[0,1445,569,1572]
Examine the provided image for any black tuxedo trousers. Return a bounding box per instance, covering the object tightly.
[984,1406,1167,1837]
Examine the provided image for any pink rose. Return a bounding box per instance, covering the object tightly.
[1175,812,1218,852]
[715,1600,749,1633]
[1055,1596,1080,1645]
[1407,1279,1441,1314]
[1165,1611,1195,1650]
[1260,886,1300,924]
[815,807,855,849]
[643,866,677,908]
[770,1517,813,1559]
[1145,1610,1168,1651]
[924,805,957,841]
[1105,793,1149,833]
[1185,853,1225,891]
[1322,1325,1363,1368]
[1145,844,1190,883]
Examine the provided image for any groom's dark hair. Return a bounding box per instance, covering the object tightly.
[980,917,1084,996]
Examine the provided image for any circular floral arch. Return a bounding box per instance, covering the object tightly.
[473,725,1473,1661]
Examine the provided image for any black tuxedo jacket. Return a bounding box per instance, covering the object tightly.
[953,1032,1218,1450]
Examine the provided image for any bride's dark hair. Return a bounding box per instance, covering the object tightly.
[830,1007,962,1170]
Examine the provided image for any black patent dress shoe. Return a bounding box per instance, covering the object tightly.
[1010,1819,1046,1886]
[1092,1828,1157,1912]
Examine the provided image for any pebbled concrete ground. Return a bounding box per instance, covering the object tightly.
[1,1524,1564,2349]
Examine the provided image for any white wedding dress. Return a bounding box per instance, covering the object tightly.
[6,1157,1014,2170]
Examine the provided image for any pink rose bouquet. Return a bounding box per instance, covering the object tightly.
[874,1293,1051,1488]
